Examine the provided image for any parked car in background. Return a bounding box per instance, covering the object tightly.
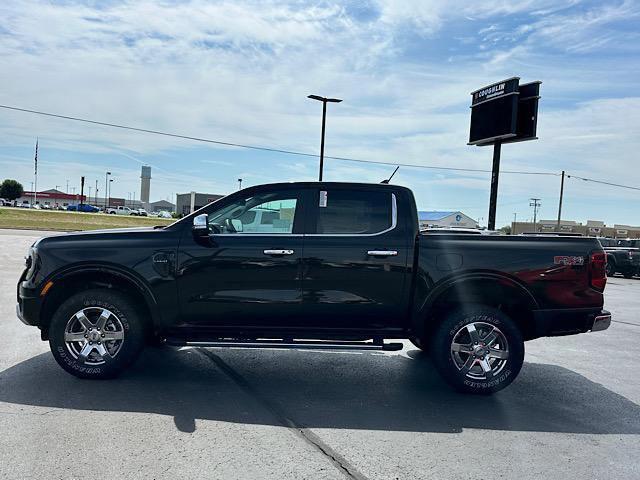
[0,198,12,206]
[600,238,640,278]
[106,206,136,215]
[134,208,148,217]
[67,204,100,213]
[157,210,172,219]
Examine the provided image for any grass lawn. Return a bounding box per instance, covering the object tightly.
[0,207,174,231]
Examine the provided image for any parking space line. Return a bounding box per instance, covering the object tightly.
[197,348,369,480]
[612,320,640,328]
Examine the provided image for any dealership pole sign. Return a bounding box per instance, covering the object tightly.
[468,77,542,230]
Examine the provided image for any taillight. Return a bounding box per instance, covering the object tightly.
[590,251,607,291]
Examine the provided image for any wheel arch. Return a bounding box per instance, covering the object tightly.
[415,272,539,341]
[39,264,160,340]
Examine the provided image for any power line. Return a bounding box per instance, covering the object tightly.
[567,174,640,192]
[0,104,558,176]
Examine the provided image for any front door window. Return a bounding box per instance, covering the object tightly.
[208,193,299,234]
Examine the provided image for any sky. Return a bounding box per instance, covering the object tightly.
[0,0,639,227]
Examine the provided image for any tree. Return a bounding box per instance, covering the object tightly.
[499,225,512,235]
[0,179,24,201]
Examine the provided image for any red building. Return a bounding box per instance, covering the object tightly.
[17,189,86,208]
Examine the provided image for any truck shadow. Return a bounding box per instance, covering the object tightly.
[0,347,638,435]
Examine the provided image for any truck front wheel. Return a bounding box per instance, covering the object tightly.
[48,289,146,379]
[430,305,524,394]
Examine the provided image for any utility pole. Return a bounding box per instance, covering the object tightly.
[307,94,343,181]
[238,178,243,190]
[530,198,541,232]
[487,140,501,231]
[513,212,517,234]
[95,180,98,205]
[556,170,565,232]
[80,177,85,206]
[66,179,69,194]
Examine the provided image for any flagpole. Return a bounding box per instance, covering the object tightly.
[34,139,38,207]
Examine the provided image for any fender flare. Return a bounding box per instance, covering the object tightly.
[42,262,163,327]
[413,271,539,335]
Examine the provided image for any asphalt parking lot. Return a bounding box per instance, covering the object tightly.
[1,229,639,480]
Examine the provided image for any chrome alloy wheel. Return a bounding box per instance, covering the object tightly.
[450,322,509,380]
[64,307,125,365]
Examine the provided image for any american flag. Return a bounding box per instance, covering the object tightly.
[34,139,38,175]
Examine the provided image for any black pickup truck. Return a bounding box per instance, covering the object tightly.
[600,238,640,278]
[17,182,611,394]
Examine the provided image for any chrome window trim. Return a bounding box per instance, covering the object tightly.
[210,233,304,237]
[307,193,397,237]
[207,192,397,238]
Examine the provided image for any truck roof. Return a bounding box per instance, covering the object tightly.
[241,181,410,190]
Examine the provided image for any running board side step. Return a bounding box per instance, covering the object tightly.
[164,338,404,351]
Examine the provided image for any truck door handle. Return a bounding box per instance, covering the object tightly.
[263,249,295,256]
[367,250,398,256]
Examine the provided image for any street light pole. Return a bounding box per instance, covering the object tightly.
[104,172,111,209]
[307,94,342,181]
[238,178,242,190]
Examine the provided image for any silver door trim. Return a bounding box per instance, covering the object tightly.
[367,250,398,256]
[307,193,397,237]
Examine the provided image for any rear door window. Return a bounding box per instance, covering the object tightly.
[315,189,393,234]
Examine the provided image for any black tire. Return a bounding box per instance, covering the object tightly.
[606,261,615,277]
[623,271,633,279]
[49,289,146,379]
[430,305,524,395]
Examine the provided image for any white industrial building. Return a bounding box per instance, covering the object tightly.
[418,211,479,229]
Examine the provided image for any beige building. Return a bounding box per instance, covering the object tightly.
[512,219,640,238]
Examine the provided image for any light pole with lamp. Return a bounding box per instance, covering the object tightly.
[104,172,111,209]
[307,94,342,181]
[108,179,114,208]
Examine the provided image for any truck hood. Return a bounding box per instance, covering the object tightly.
[35,226,165,247]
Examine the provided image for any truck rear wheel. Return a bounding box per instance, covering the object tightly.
[605,261,615,277]
[430,305,524,395]
[48,289,146,379]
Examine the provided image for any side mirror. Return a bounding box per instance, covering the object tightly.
[192,214,209,237]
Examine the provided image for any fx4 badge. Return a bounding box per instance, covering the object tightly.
[554,255,585,266]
